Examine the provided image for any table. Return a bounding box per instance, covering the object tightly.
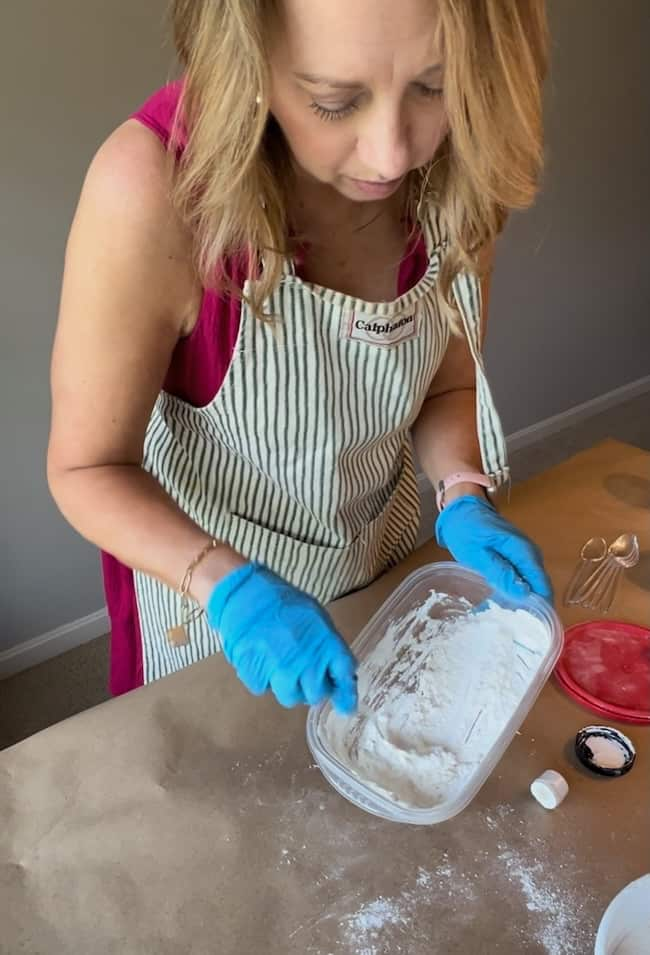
[1,440,648,955]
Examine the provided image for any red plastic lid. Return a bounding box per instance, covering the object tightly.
[555,620,650,724]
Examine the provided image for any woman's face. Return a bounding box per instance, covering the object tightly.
[269,0,447,203]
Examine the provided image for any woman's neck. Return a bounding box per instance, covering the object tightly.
[288,168,407,243]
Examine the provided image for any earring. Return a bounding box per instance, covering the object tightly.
[255,93,262,106]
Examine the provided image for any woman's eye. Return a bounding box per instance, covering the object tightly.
[308,85,441,121]
[418,84,443,99]
[309,100,360,122]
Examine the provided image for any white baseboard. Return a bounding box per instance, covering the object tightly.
[505,373,650,453]
[2,372,649,680]
[0,609,109,680]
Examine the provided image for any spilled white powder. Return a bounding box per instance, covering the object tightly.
[345,897,407,943]
[339,863,475,955]
[324,591,550,809]
[499,848,595,955]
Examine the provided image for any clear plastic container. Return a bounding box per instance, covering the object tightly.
[307,562,564,825]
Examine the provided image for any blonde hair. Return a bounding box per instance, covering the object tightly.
[170,0,548,324]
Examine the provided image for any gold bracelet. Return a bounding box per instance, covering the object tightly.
[166,538,218,648]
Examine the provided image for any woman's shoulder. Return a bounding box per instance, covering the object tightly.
[84,118,179,244]
[130,80,185,150]
[83,78,184,224]
[71,117,198,336]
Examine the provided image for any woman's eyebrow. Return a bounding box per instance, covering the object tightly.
[293,72,364,90]
[420,63,443,76]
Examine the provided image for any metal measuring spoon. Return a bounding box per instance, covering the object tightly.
[579,533,639,611]
[600,533,640,612]
[563,536,607,606]
[576,534,627,603]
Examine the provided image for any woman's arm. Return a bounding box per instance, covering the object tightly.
[411,251,552,600]
[47,121,244,604]
[411,254,493,502]
[49,120,358,711]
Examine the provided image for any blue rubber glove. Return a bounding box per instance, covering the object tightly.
[435,495,553,602]
[206,562,358,713]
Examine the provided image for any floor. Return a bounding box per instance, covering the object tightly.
[1,390,649,752]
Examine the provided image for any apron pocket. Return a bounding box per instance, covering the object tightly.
[226,471,420,604]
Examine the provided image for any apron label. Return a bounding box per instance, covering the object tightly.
[341,310,419,347]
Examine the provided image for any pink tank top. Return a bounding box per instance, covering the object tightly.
[103,83,429,696]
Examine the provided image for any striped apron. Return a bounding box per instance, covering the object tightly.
[134,209,509,683]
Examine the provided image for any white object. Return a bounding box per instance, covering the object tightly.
[594,873,650,955]
[307,563,564,825]
[530,770,569,809]
[587,735,630,770]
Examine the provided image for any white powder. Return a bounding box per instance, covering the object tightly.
[323,591,550,809]
[345,896,407,949]
[499,848,596,955]
[339,862,475,955]
[586,736,629,770]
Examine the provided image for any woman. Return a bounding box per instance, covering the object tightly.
[48,0,552,713]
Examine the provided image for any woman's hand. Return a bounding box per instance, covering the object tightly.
[206,563,358,712]
[435,495,553,602]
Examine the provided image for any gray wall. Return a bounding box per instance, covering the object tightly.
[1,0,649,652]
[487,0,650,430]
[0,1,174,651]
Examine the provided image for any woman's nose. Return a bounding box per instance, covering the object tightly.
[357,108,412,182]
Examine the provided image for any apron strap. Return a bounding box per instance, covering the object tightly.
[451,271,511,492]
[420,205,448,257]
